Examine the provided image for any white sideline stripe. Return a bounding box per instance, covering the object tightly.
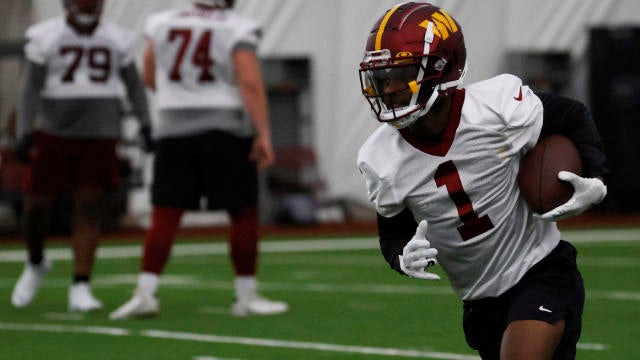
[577,343,609,351]
[194,357,243,360]
[141,329,481,360]
[562,229,640,243]
[0,322,478,359]
[1,275,638,301]
[0,322,609,355]
[0,322,130,336]
[0,239,378,263]
[1,228,639,263]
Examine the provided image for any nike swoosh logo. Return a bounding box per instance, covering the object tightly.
[514,87,523,101]
[538,305,552,313]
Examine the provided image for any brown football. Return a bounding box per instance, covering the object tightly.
[517,134,582,214]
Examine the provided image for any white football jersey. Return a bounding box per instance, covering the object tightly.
[24,17,135,99]
[357,74,562,301]
[144,7,260,110]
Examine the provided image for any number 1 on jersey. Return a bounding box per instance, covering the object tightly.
[435,160,494,241]
[168,28,215,82]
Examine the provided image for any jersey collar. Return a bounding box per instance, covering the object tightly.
[399,88,465,157]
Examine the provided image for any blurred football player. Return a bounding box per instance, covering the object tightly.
[357,2,609,359]
[11,0,152,312]
[110,0,287,320]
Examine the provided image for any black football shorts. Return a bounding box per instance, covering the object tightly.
[462,240,585,359]
[152,130,257,210]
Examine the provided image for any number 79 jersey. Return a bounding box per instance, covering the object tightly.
[144,8,261,110]
[357,74,562,301]
[24,17,135,99]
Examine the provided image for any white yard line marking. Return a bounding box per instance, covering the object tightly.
[194,357,243,360]
[0,322,131,336]
[0,322,609,355]
[577,343,609,351]
[562,229,640,243]
[1,228,639,263]
[1,275,637,302]
[141,329,481,359]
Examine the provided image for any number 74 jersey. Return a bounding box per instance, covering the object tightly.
[144,8,261,110]
[357,74,562,301]
[24,17,135,99]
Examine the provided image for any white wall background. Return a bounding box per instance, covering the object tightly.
[31,0,640,212]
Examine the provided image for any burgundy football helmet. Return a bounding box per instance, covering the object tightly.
[359,2,467,129]
[63,0,103,27]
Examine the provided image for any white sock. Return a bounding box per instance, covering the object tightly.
[137,272,159,296]
[234,276,257,299]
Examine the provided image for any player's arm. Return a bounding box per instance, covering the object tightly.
[16,60,46,162]
[377,208,416,274]
[232,48,274,171]
[120,62,153,151]
[537,92,609,180]
[536,93,608,220]
[378,210,440,280]
[142,38,156,91]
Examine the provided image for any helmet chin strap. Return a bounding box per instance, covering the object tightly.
[389,61,468,129]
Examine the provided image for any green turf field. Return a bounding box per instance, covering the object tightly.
[0,228,639,359]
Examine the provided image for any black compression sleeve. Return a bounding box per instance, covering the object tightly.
[377,208,417,275]
[17,61,46,139]
[537,92,610,179]
[120,64,152,128]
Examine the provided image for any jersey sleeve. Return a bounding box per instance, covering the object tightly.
[231,16,261,50]
[107,23,136,67]
[358,162,405,217]
[357,133,406,218]
[492,74,543,155]
[119,30,136,66]
[24,22,53,65]
[143,13,163,40]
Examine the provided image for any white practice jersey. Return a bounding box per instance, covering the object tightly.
[24,17,135,99]
[357,74,562,301]
[145,7,260,110]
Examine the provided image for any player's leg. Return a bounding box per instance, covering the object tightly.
[141,206,184,276]
[67,137,120,312]
[228,205,288,316]
[501,320,564,359]
[11,193,54,307]
[502,240,585,359]
[111,135,196,320]
[68,186,104,312]
[206,132,287,316]
[462,297,507,359]
[109,206,183,320]
[12,132,62,307]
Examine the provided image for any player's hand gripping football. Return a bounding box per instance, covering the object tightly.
[399,220,440,280]
[540,171,607,221]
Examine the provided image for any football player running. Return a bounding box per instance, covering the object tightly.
[11,0,152,312]
[110,0,287,320]
[357,2,608,359]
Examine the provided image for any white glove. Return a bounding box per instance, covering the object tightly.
[540,171,607,221]
[398,220,440,280]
